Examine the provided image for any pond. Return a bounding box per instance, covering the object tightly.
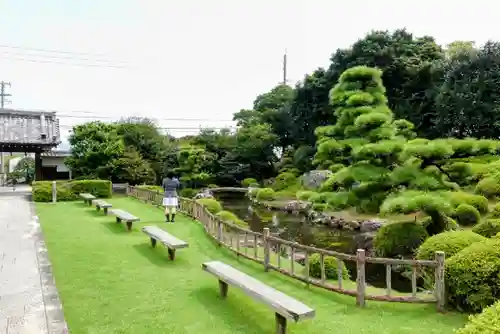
[214,191,418,293]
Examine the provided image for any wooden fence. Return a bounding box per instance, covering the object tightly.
[126,186,446,311]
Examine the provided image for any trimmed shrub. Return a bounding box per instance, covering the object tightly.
[312,203,328,212]
[136,185,163,193]
[180,188,197,198]
[32,180,112,202]
[453,204,481,226]
[68,180,112,198]
[373,221,429,258]
[475,175,500,198]
[256,188,276,201]
[273,172,297,191]
[296,190,317,201]
[444,191,489,214]
[455,300,500,334]
[472,219,500,238]
[216,210,248,227]
[416,231,486,261]
[241,178,258,187]
[195,198,222,214]
[489,202,500,218]
[308,253,349,280]
[445,237,500,312]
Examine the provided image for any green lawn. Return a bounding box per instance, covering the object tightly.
[36,197,467,334]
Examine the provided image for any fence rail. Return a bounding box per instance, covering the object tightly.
[126,186,446,311]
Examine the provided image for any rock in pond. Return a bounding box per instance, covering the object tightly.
[300,170,333,190]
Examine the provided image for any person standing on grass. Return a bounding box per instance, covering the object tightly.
[162,171,180,223]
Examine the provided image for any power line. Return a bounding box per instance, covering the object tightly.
[0,55,133,69]
[0,44,120,59]
[0,50,130,65]
[56,113,233,122]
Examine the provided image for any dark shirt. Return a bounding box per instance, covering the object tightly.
[162,177,180,197]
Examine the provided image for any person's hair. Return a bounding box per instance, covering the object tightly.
[166,171,175,178]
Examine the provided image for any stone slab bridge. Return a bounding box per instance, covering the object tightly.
[0,109,61,182]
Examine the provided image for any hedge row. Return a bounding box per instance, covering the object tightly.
[32,180,112,202]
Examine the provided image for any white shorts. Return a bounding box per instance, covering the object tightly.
[163,197,178,207]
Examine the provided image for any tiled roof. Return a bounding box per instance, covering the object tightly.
[41,150,71,158]
[0,109,61,145]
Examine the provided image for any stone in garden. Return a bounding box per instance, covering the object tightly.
[360,219,384,232]
[300,170,333,190]
[194,189,214,199]
[284,200,311,213]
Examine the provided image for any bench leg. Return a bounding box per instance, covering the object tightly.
[275,313,287,334]
[116,217,121,224]
[151,238,157,248]
[126,221,132,232]
[96,206,101,211]
[88,200,92,206]
[167,248,176,261]
[103,207,108,215]
[218,280,228,299]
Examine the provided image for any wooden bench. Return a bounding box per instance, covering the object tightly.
[202,261,315,334]
[80,193,96,206]
[142,226,188,260]
[92,199,113,215]
[110,209,140,231]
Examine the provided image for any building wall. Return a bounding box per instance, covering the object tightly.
[41,157,70,172]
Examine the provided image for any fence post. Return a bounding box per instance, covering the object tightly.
[217,220,223,246]
[51,181,57,203]
[356,249,366,307]
[263,228,270,272]
[435,251,446,312]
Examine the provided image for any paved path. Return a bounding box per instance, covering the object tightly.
[0,188,67,333]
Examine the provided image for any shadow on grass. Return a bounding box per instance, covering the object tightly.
[86,209,109,218]
[132,243,188,268]
[101,221,131,234]
[190,286,268,334]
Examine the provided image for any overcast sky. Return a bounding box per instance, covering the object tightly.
[0,0,498,147]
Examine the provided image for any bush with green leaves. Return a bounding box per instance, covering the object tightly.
[195,198,222,214]
[241,178,259,187]
[136,184,163,193]
[442,191,489,214]
[475,174,500,198]
[180,188,197,198]
[472,219,500,238]
[32,180,112,202]
[308,253,349,280]
[453,204,481,226]
[255,188,276,201]
[455,300,500,334]
[216,210,247,227]
[273,172,298,191]
[373,221,429,258]
[416,230,485,261]
[445,237,500,312]
[296,190,317,201]
[490,202,500,218]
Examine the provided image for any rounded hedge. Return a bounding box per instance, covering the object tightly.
[373,221,429,258]
[453,204,481,226]
[296,190,317,201]
[445,237,500,312]
[489,202,500,218]
[475,175,500,198]
[472,219,500,238]
[195,198,223,214]
[308,253,349,280]
[256,188,276,201]
[241,178,258,188]
[455,300,500,334]
[180,188,197,198]
[216,210,247,227]
[416,230,486,261]
[446,191,489,214]
[273,172,297,191]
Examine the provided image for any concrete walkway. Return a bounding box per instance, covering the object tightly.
[0,187,67,333]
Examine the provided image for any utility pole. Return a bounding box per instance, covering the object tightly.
[0,81,11,108]
[0,81,10,186]
[282,50,288,85]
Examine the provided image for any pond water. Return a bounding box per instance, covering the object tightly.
[214,191,417,293]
